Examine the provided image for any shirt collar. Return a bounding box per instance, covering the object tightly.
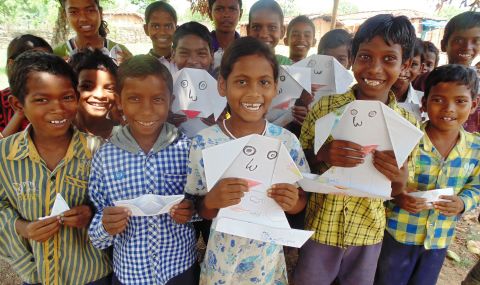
[211,30,240,52]
[7,125,91,162]
[148,49,172,61]
[349,85,399,109]
[419,122,474,155]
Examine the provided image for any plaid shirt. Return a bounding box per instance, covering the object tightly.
[88,126,197,285]
[386,123,480,249]
[300,86,419,247]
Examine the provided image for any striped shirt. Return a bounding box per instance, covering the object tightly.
[88,125,197,285]
[300,86,419,247]
[386,123,480,249]
[0,126,111,285]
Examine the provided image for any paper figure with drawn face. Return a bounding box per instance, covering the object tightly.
[293,54,353,100]
[310,100,423,197]
[172,68,226,120]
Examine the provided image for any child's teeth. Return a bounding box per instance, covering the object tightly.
[137,121,155,126]
[364,79,382,86]
[242,103,261,111]
[50,119,67,124]
[442,117,454,121]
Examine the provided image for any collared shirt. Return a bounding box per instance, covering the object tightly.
[88,125,197,285]
[0,87,29,132]
[397,84,425,121]
[386,123,480,249]
[0,126,111,285]
[148,49,177,75]
[211,30,240,70]
[53,38,132,64]
[300,86,419,247]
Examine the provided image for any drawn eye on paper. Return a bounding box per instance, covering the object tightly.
[243,145,256,156]
[280,75,286,81]
[307,59,316,68]
[350,108,363,127]
[368,110,377,118]
[180,79,198,101]
[267,150,278,160]
[199,81,207,90]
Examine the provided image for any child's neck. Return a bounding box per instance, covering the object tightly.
[75,113,114,140]
[152,47,172,59]
[31,128,73,171]
[75,34,104,50]
[131,126,163,154]
[289,53,304,63]
[214,30,236,50]
[354,88,389,104]
[223,117,267,139]
[425,122,460,158]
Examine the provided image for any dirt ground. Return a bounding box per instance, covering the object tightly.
[1,208,479,285]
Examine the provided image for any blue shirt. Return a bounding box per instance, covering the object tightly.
[88,125,197,285]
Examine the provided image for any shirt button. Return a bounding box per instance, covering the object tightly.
[51,176,56,181]
[48,255,53,260]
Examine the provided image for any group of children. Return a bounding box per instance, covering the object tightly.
[0,0,480,285]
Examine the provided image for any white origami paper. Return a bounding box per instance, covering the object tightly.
[408,188,454,205]
[114,194,184,216]
[303,100,423,199]
[172,68,226,120]
[266,66,311,126]
[39,193,70,220]
[203,134,313,247]
[293,54,353,100]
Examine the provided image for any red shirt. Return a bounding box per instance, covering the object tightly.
[0,87,29,132]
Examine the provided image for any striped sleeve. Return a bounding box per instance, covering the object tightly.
[87,150,114,249]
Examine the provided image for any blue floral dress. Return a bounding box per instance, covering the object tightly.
[185,122,310,285]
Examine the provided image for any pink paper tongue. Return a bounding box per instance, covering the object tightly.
[246,179,261,188]
[274,101,290,110]
[181,110,201,119]
[361,144,378,155]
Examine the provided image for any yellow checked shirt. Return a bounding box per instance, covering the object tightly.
[300,86,419,247]
[385,124,480,249]
[0,126,111,285]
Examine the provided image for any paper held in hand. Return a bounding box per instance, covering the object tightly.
[114,194,184,216]
[39,193,70,220]
[203,134,313,247]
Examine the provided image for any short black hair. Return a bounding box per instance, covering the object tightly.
[9,51,77,104]
[145,1,177,24]
[220,36,278,81]
[248,0,284,25]
[208,0,242,10]
[318,28,352,54]
[442,11,480,45]
[117,55,172,95]
[412,38,424,58]
[7,34,53,61]
[172,21,213,54]
[351,14,415,63]
[286,15,315,39]
[424,64,478,99]
[69,49,118,80]
[422,41,439,66]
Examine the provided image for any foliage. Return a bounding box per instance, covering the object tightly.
[337,1,359,15]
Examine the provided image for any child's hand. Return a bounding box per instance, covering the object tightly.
[200,114,216,126]
[102,206,131,236]
[268,183,299,212]
[170,200,195,224]
[298,89,314,106]
[433,195,465,216]
[393,193,428,213]
[316,140,365,167]
[168,112,188,127]
[203,178,249,210]
[17,217,61,242]
[373,150,408,195]
[292,106,309,125]
[61,205,93,229]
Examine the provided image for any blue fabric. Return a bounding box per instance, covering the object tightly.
[375,232,447,285]
[88,132,197,285]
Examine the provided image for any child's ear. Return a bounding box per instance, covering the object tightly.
[440,39,447,52]
[115,95,122,111]
[283,36,289,46]
[208,9,213,21]
[311,38,317,48]
[8,95,24,113]
[421,95,428,110]
[218,76,227,97]
[246,24,251,36]
[143,24,148,36]
[239,9,243,20]
[280,25,286,39]
[470,96,479,115]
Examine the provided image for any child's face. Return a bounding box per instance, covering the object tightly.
[421,51,437,73]
[210,0,242,33]
[424,82,477,132]
[285,22,316,60]
[64,0,101,38]
[392,54,421,100]
[77,69,116,119]
[352,36,409,101]
[172,35,213,70]
[144,10,176,53]
[247,9,285,49]
[118,75,171,140]
[12,72,77,139]
[218,54,277,124]
[442,27,480,66]
[323,45,350,69]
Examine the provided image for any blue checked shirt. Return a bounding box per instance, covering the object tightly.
[386,123,480,249]
[88,126,197,285]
